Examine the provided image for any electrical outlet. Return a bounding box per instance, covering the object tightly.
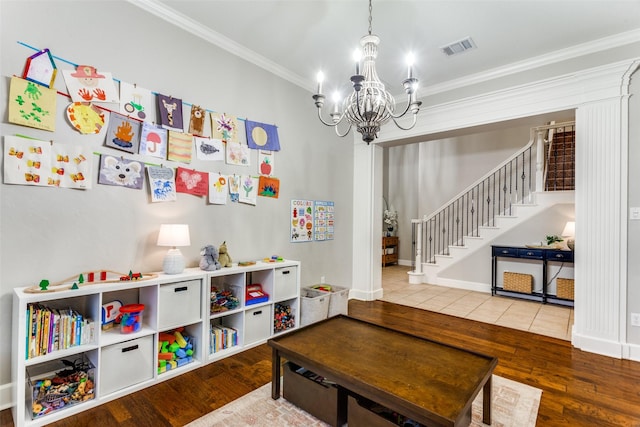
[632,313,640,326]
[320,276,325,284]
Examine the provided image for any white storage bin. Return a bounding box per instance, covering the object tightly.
[158,279,202,329]
[274,266,298,301]
[100,335,154,395]
[312,284,349,317]
[244,306,271,345]
[300,288,330,326]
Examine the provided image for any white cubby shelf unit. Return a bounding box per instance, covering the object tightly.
[11,260,300,427]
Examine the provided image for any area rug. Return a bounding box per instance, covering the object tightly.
[186,375,541,427]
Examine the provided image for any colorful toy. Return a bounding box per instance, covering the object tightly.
[199,245,221,271]
[157,328,194,374]
[119,304,144,334]
[218,241,232,268]
[263,255,284,263]
[246,284,269,305]
[210,286,240,313]
[101,300,123,330]
[25,270,158,293]
[274,303,295,332]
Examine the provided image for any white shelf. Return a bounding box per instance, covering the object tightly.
[11,260,300,427]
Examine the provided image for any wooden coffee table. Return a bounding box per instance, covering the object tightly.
[268,315,497,427]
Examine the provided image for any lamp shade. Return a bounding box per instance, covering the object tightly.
[562,221,575,237]
[157,224,191,247]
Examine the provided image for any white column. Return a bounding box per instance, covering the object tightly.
[350,140,384,300]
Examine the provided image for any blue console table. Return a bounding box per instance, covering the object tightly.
[491,245,574,307]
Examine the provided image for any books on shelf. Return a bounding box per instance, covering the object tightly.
[209,324,238,354]
[25,303,95,359]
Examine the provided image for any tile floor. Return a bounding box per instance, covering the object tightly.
[381,265,574,341]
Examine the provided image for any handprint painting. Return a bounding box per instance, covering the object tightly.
[8,76,57,131]
[62,65,119,104]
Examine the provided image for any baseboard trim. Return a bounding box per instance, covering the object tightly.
[349,287,383,301]
[572,332,623,359]
[0,381,13,411]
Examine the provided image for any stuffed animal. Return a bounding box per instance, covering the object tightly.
[199,245,221,271]
[218,241,232,268]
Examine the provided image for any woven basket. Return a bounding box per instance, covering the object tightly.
[556,278,574,300]
[503,272,533,294]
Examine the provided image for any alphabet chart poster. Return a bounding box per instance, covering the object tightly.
[314,200,334,241]
[290,199,314,242]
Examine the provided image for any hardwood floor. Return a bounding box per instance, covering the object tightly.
[3,300,640,426]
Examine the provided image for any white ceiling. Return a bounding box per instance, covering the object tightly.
[133,0,640,99]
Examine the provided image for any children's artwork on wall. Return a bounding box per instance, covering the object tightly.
[105,113,141,154]
[176,166,208,196]
[22,48,57,88]
[188,105,206,136]
[66,102,105,134]
[8,76,57,132]
[290,199,314,242]
[195,136,223,161]
[147,166,176,202]
[245,120,280,151]
[258,176,279,198]
[62,65,119,103]
[208,172,228,205]
[2,135,90,188]
[210,112,239,143]
[228,174,240,202]
[167,130,193,163]
[258,150,274,176]
[225,141,250,166]
[239,175,258,205]
[139,122,167,158]
[157,94,184,131]
[119,82,155,122]
[98,155,144,189]
[314,200,335,241]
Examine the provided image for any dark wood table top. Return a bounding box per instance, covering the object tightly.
[268,315,497,427]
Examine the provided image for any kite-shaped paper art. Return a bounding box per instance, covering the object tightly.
[189,105,206,136]
[98,155,144,189]
[245,120,280,151]
[8,76,57,132]
[258,176,279,198]
[157,94,184,131]
[147,166,176,202]
[239,175,259,205]
[176,167,208,196]
[105,113,141,154]
[66,102,105,134]
[22,48,57,88]
[209,173,228,205]
[120,82,155,122]
[168,130,193,163]
[225,141,250,166]
[62,65,119,103]
[210,112,239,143]
[258,150,274,176]
[139,122,167,158]
[195,137,223,161]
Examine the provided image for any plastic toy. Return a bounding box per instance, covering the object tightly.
[218,241,232,268]
[199,245,221,271]
[246,284,269,305]
[25,270,158,293]
[157,328,194,374]
[263,255,284,263]
[119,304,144,334]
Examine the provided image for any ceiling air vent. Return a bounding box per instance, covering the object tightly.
[441,37,476,56]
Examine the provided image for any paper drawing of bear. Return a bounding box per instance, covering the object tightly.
[100,155,142,188]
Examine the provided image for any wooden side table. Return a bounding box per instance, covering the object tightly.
[382,236,399,266]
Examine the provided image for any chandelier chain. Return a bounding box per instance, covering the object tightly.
[368,0,372,35]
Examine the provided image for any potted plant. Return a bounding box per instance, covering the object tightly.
[545,235,563,248]
[383,210,398,236]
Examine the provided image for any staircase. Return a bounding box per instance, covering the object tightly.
[410,122,575,287]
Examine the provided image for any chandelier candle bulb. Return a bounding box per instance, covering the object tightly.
[407,53,414,79]
[316,71,324,94]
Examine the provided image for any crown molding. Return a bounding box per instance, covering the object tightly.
[129,0,640,97]
[125,0,312,91]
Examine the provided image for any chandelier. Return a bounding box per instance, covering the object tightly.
[312,0,422,144]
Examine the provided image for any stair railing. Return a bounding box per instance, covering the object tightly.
[412,121,575,265]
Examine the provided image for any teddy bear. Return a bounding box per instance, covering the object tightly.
[199,245,221,271]
[218,241,233,268]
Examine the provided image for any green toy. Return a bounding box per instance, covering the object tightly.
[39,280,49,291]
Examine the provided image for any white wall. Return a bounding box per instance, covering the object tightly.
[0,0,353,404]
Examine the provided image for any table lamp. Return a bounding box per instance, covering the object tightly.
[562,221,575,251]
[157,224,191,274]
